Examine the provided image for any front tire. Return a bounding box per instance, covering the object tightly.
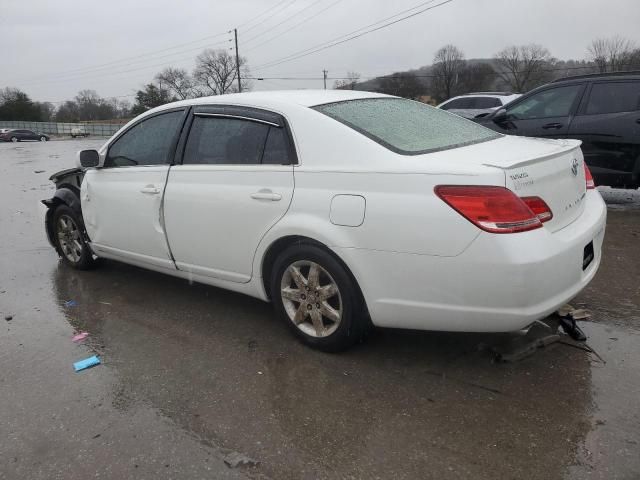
[40,136,47,142]
[271,244,369,352]
[52,205,96,270]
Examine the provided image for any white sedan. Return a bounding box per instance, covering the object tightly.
[43,90,606,351]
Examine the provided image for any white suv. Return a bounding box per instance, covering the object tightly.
[438,92,521,119]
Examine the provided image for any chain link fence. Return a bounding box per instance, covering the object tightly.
[0,120,128,137]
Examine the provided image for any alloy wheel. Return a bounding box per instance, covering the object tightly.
[56,214,83,263]
[280,260,342,338]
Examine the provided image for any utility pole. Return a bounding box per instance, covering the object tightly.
[234,28,242,93]
[323,69,328,90]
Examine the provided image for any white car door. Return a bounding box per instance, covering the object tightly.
[82,109,187,269]
[163,106,295,283]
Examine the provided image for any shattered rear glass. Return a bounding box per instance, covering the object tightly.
[313,98,501,155]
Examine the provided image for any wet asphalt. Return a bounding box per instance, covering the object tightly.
[0,139,639,480]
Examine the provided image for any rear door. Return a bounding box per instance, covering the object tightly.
[492,83,586,138]
[568,80,640,188]
[163,106,295,283]
[82,108,187,269]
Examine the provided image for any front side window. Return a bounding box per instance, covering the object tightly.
[507,85,583,120]
[314,98,500,155]
[585,81,640,115]
[105,110,184,167]
[183,115,294,165]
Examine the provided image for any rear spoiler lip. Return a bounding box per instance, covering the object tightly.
[482,139,582,170]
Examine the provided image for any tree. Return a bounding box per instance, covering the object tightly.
[334,71,361,90]
[55,100,80,122]
[131,84,176,115]
[35,101,55,121]
[156,67,196,100]
[588,36,637,72]
[377,73,422,99]
[193,49,250,96]
[431,45,465,100]
[494,44,554,92]
[0,88,43,121]
[457,62,495,94]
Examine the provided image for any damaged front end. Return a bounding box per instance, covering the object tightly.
[42,167,86,251]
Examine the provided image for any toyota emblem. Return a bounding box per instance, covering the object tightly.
[571,158,579,176]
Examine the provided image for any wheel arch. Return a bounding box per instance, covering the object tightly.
[259,235,369,319]
[43,186,85,251]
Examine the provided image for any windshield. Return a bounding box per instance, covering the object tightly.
[313,97,501,155]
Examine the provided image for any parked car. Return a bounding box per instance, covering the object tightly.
[0,129,49,142]
[437,92,521,119]
[71,127,89,138]
[475,72,640,189]
[42,90,605,351]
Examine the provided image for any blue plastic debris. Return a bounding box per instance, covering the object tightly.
[64,300,78,307]
[73,355,100,372]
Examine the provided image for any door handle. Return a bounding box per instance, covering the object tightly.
[140,186,161,195]
[542,122,563,130]
[250,190,282,201]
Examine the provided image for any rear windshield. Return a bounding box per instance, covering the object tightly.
[313,97,501,155]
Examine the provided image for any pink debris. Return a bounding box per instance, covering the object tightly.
[72,332,89,343]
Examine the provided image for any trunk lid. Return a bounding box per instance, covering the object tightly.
[482,137,587,232]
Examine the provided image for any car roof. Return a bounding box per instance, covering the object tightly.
[460,91,515,96]
[145,89,392,117]
[551,70,640,84]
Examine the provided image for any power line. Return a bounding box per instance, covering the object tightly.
[16,33,231,85]
[235,0,291,29]
[240,0,298,34]
[19,37,233,86]
[242,0,325,46]
[243,0,342,54]
[252,0,450,71]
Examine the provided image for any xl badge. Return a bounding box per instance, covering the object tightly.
[571,158,579,176]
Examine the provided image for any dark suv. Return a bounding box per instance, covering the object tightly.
[476,72,640,189]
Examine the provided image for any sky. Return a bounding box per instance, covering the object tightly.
[1,0,639,105]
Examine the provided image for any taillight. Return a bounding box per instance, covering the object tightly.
[521,196,553,223]
[584,164,595,189]
[434,185,542,234]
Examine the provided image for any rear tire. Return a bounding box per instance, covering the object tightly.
[52,205,97,270]
[11,136,18,142]
[270,243,369,352]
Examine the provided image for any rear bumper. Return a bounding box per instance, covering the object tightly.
[336,190,607,332]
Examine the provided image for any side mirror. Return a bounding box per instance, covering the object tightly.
[78,149,100,168]
[492,108,508,123]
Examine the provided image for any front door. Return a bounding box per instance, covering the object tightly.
[81,109,186,269]
[491,83,585,138]
[163,106,296,283]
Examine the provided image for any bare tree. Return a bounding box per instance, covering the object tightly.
[494,44,554,92]
[334,71,361,90]
[458,62,495,93]
[377,72,422,99]
[588,36,637,72]
[193,49,250,96]
[431,45,465,101]
[156,67,195,100]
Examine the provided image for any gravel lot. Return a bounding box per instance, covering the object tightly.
[1,139,639,479]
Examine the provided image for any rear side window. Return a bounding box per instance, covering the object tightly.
[314,98,500,155]
[585,81,640,115]
[474,97,501,108]
[441,98,474,110]
[105,110,184,167]
[183,115,293,165]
